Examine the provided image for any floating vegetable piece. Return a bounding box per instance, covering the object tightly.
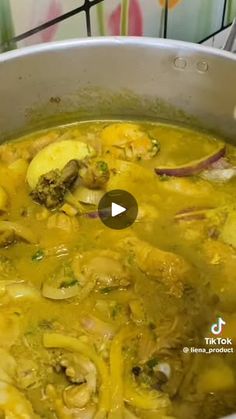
[60,202,78,216]
[81,315,115,339]
[73,186,104,205]
[201,168,236,182]
[129,299,146,324]
[42,279,80,300]
[32,249,45,261]
[174,207,215,222]
[42,262,95,301]
[26,140,95,189]
[155,143,226,177]
[200,156,236,182]
[7,283,40,300]
[109,325,137,418]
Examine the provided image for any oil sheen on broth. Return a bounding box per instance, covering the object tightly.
[0,121,235,419]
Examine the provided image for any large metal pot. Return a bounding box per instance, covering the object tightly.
[0,37,235,142]
[0,36,236,419]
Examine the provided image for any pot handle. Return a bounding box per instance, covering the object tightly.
[223,18,236,52]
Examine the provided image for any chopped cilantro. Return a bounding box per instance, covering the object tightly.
[159,174,170,182]
[38,319,54,330]
[111,303,122,319]
[100,286,118,294]
[97,161,108,173]
[59,278,79,289]
[127,254,134,265]
[32,249,45,262]
[146,357,159,369]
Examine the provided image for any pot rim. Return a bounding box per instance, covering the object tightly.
[0,36,236,63]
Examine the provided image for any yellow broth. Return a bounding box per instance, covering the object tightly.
[0,121,235,419]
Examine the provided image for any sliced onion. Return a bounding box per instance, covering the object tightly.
[71,406,96,419]
[153,362,171,379]
[86,208,110,219]
[155,143,226,177]
[210,157,231,170]
[7,283,40,299]
[73,186,103,205]
[86,211,99,219]
[174,207,213,222]
[42,281,80,300]
[201,168,236,182]
[42,274,96,301]
[80,315,115,339]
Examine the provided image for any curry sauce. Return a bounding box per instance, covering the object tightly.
[0,121,235,419]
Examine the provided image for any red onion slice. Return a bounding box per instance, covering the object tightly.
[174,207,214,222]
[155,143,226,177]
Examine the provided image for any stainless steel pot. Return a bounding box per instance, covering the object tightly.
[0,36,236,419]
[0,37,235,142]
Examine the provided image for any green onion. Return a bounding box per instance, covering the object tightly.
[97,161,108,173]
[146,357,159,369]
[159,174,170,182]
[59,278,79,289]
[111,303,122,318]
[100,286,119,294]
[32,249,45,262]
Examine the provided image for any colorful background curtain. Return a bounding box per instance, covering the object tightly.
[0,0,236,52]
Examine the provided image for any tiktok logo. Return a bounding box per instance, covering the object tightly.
[211,317,226,335]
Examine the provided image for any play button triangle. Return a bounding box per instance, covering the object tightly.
[111,202,126,217]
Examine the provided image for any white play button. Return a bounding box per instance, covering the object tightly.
[98,190,138,230]
[111,202,126,217]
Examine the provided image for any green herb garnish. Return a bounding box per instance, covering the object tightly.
[100,286,118,294]
[32,249,45,262]
[146,357,159,369]
[111,303,122,319]
[97,161,108,173]
[59,278,79,289]
[159,174,170,182]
